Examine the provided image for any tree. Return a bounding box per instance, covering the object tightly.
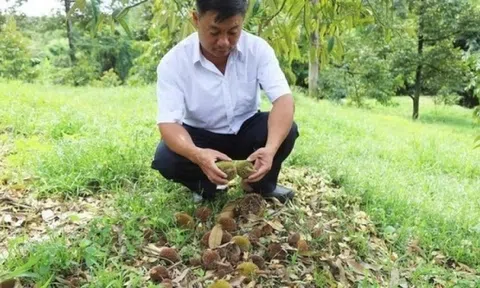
[0,16,37,81]
[397,0,480,119]
[69,0,391,98]
[63,0,76,64]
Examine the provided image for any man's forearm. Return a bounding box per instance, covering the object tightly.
[158,123,200,163]
[265,94,295,153]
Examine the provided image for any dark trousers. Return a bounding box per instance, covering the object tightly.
[151,112,299,200]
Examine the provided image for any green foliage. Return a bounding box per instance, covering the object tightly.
[0,16,38,81]
[93,68,122,87]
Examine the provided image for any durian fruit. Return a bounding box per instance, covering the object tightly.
[226,243,242,265]
[235,194,265,217]
[216,161,237,181]
[208,279,232,288]
[202,249,221,270]
[149,265,169,281]
[174,212,195,229]
[249,255,266,270]
[231,236,251,252]
[189,257,202,267]
[235,160,256,179]
[288,233,301,247]
[195,206,212,223]
[236,262,259,279]
[297,239,309,253]
[267,243,286,260]
[159,247,181,263]
[261,223,273,236]
[217,216,237,232]
[216,262,234,278]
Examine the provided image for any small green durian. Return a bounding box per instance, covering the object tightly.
[235,160,256,179]
[216,161,237,181]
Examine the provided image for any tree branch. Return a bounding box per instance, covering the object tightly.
[126,0,148,10]
[259,0,288,34]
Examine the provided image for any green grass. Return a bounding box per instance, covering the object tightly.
[288,92,480,268]
[1,81,480,286]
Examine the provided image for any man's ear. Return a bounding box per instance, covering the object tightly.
[192,11,200,28]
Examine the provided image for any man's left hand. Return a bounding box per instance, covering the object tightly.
[246,147,275,183]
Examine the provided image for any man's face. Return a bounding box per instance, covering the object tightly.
[193,11,244,59]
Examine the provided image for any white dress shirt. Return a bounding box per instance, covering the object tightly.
[155,30,291,134]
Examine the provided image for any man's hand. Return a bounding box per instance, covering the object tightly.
[246,147,275,183]
[193,148,232,185]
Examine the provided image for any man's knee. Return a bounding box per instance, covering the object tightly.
[151,141,177,180]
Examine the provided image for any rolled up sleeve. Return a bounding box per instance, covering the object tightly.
[156,57,185,125]
[257,40,292,103]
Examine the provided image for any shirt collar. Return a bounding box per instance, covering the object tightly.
[192,31,246,64]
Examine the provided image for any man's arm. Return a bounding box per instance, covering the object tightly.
[265,93,295,154]
[158,123,200,163]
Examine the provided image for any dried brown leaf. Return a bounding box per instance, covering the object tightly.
[209,224,223,249]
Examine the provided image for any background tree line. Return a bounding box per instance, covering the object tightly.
[1,0,480,119]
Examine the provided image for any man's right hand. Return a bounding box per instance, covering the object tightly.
[192,148,232,185]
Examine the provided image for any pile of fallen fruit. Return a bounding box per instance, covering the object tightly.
[141,167,408,287]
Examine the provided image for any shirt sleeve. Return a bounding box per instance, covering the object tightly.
[155,56,185,125]
[257,39,292,103]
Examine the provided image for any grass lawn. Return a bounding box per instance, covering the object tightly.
[1,81,479,286]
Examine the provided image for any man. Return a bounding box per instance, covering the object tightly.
[151,0,299,204]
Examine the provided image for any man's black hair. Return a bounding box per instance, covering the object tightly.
[196,0,248,22]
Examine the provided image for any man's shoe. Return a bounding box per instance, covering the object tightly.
[192,186,229,203]
[262,185,295,204]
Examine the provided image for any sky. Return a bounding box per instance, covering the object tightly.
[0,0,63,16]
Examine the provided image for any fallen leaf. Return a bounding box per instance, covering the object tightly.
[209,224,223,249]
[347,259,366,275]
[230,275,247,287]
[172,268,190,283]
[41,209,55,222]
[390,268,400,287]
[335,258,348,286]
[266,220,285,231]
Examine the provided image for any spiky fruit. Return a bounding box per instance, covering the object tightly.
[297,240,309,253]
[208,279,232,288]
[174,212,194,229]
[216,262,234,278]
[189,257,202,267]
[226,243,242,265]
[231,236,251,252]
[250,227,263,239]
[235,194,265,217]
[288,233,301,247]
[202,249,221,270]
[216,161,237,181]
[248,232,259,246]
[261,224,273,236]
[195,206,212,223]
[217,216,237,232]
[249,255,265,270]
[159,247,181,263]
[236,262,259,279]
[235,160,256,179]
[149,265,169,282]
[267,243,286,260]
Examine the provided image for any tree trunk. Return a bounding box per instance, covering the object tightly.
[413,0,425,120]
[64,0,76,64]
[308,0,319,99]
